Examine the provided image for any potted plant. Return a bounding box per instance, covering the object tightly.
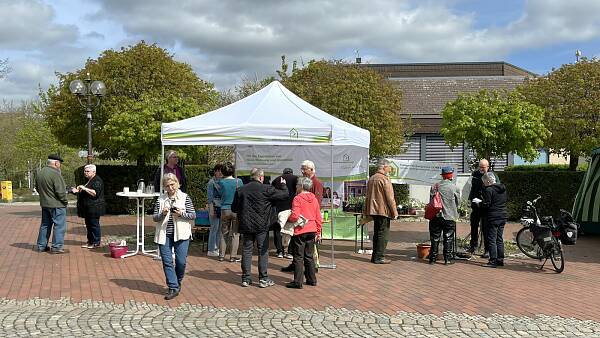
[416,241,431,260]
[406,198,424,215]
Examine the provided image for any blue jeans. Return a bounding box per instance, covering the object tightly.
[84,216,101,245]
[208,213,221,252]
[37,207,66,250]
[158,233,190,290]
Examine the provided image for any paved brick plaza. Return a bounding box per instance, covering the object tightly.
[1,203,599,337]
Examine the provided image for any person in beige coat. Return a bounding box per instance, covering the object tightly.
[364,159,398,264]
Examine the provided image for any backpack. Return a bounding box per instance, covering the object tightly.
[425,184,443,220]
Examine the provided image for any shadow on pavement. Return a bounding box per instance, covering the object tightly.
[110,278,164,294]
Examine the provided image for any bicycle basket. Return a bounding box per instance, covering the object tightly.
[559,221,578,245]
[531,224,553,251]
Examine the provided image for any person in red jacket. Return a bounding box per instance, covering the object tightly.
[285,176,322,289]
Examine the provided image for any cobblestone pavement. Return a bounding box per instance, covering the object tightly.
[1,298,599,338]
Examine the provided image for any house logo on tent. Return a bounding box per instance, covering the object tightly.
[289,128,298,139]
[343,154,350,162]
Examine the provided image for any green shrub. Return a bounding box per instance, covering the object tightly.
[504,164,570,171]
[497,171,585,220]
[74,164,211,214]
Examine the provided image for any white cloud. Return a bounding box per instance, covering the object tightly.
[0,0,79,50]
[2,0,600,101]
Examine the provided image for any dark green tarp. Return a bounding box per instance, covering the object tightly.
[573,147,600,234]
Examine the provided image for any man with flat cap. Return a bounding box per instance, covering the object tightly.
[427,166,461,265]
[36,154,68,253]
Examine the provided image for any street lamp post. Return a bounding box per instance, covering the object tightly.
[69,73,106,163]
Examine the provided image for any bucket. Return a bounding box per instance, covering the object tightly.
[109,243,128,258]
[416,243,431,260]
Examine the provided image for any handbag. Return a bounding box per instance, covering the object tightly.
[424,183,443,220]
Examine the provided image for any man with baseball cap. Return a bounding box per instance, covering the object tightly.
[428,166,461,265]
[35,154,68,253]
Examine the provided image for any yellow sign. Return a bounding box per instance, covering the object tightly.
[1,181,12,201]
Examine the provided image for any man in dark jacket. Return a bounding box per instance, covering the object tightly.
[480,172,507,268]
[232,167,288,288]
[36,154,68,253]
[468,159,489,255]
[271,168,297,258]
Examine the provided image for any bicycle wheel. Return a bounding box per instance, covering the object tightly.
[550,238,565,273]
[516,226,543,259]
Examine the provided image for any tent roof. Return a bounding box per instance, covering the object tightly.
[161,81,370,147]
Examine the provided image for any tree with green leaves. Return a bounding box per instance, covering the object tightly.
[440,90,550,168]
[518,58,600,170]
[40,41,219,165]
[279,58,407,158]
[0,58,9,79]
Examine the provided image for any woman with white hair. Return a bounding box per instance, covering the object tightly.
[480,172,507,268]
[153,173,196,300]
[71,164,105,249]
[285,176,322,289]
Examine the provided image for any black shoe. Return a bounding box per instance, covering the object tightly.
[496,260,504,266]
[444,259,455,265]
[306,281,317,286]
[36,247,50,252]
[281,265,294,272]
[483,262,497,268]
[285,282,303,289]
[51,248,66,254]
[164,288,180,300]
[373,259,391,264]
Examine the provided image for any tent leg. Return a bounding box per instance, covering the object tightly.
[320,143,337,269]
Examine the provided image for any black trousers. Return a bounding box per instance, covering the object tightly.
[241,231,269,282]
[84,216,101,245]
[291,233,317,286]
[371,215,391,262]
[485,220,505,263]
[469,206,487,252]
[429,217,455,260]
[271,223,284,254]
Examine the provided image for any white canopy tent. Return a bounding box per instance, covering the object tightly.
[161,81,370,268]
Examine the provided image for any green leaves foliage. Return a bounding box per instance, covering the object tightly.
[441,89,550,163]
[519,58,600,166]
[280,60,407,158]
[40,41,219,164]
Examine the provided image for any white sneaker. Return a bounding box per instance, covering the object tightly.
[284,253,293,259]
[207,250,219,257]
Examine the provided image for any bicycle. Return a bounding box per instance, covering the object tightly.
[515,195,565,273]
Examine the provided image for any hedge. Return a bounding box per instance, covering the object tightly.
[75,164,211,214]
[496,171,585,220]
[75,164,411,214]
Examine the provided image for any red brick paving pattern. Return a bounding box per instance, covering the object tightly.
[2,204,599,321]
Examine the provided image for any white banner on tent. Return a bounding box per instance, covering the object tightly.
[235,145,368,180]
[388,159,444,186]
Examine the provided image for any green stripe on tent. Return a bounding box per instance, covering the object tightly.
[163,132,331,143]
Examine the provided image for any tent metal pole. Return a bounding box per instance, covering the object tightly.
[320,140,337,269]
[160,144,164,193]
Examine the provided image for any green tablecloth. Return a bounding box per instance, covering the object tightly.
[321,210,369,241]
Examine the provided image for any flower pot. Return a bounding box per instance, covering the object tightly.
[408,207,417,215]
[416,243,431,260]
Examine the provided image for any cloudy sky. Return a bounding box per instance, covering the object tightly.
[1,0,600,102]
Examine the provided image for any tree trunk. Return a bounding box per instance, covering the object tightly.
[569,154,579,171]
